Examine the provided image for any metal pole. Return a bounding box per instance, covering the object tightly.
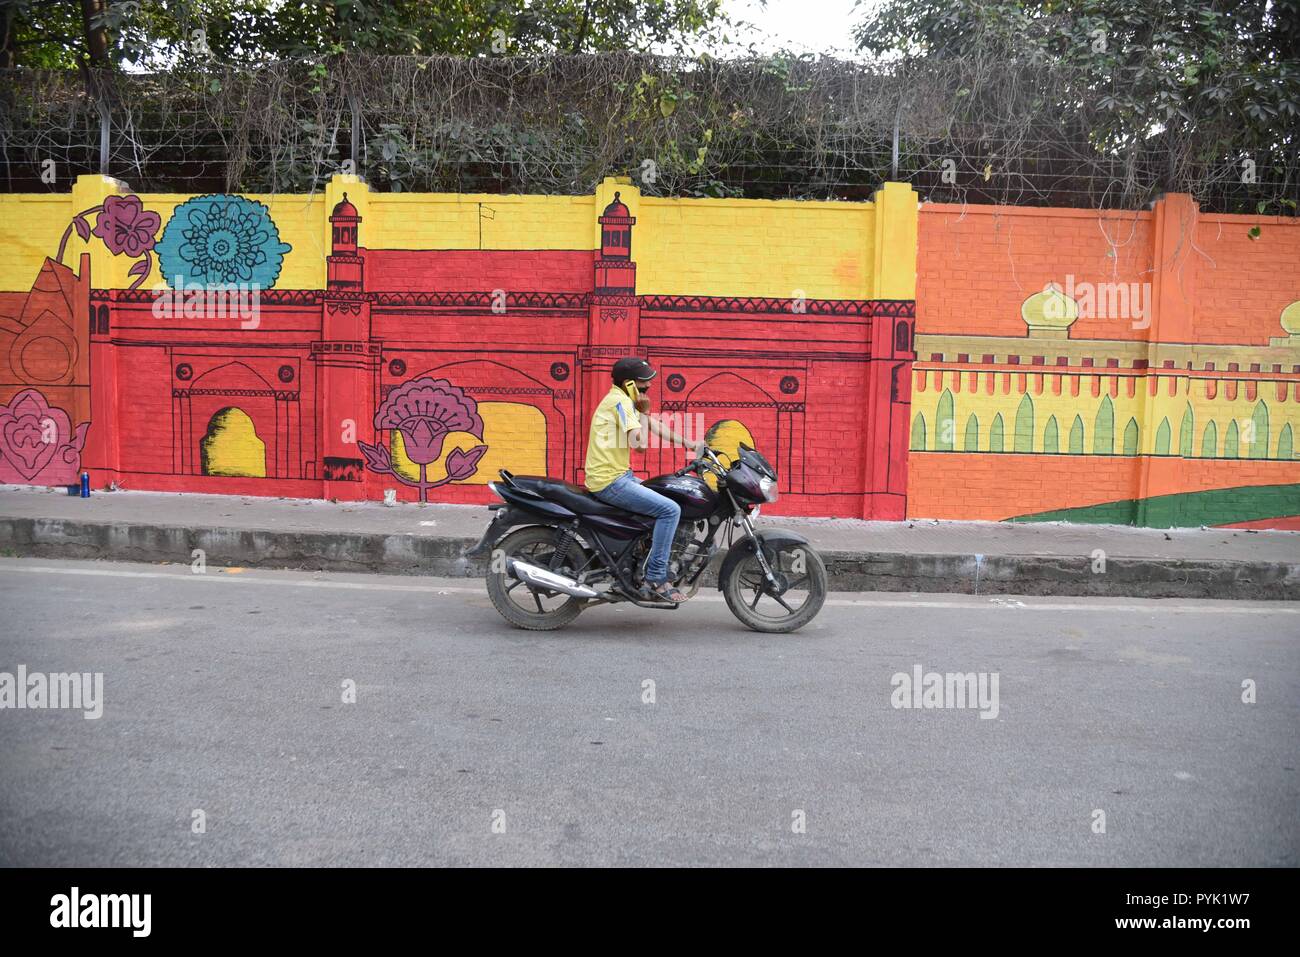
[348,86,361,174]
[98,97,111,175]
[891,97,903,182]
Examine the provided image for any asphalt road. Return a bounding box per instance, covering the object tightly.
[0,557,1296,867]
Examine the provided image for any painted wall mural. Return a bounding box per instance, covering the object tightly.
[358,377,489,502]
[0,250,91,486]
[1,175,1295,527]
[0,388,88,484]
[910,197,1300,527]
[156,194,292,288]
[0,175,915,519]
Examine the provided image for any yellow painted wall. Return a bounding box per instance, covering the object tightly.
[637,196,875,299]
[365,194,591,251]
[0,176,911,301]
[0,195,76,291]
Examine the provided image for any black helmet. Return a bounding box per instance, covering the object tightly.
[611,356,657,384]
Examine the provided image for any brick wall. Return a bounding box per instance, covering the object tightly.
[910,196,1300,527]
[5,176,1292,526]
[0,175,916,519]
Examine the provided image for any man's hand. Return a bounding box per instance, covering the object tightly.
[634,396,651,414]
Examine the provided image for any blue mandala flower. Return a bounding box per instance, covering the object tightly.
[156,194,292,289]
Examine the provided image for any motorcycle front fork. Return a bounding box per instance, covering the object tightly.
[736,512,781,590]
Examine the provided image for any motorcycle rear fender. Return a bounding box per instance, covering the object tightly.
[462,499,572,560]
[716,528,813,590]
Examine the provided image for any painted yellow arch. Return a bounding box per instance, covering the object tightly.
[200,407,266,477]
[702,419,758,490]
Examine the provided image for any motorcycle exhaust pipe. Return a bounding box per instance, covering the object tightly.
[507,558,599,599]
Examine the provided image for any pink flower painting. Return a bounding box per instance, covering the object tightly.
[92,195,162,257]
[0,389,90,485]
[358,377,489,502]
[57,193,161,291]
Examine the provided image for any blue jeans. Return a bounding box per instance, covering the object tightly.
[592,470,680,583]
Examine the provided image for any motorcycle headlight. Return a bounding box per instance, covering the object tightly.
[758,476,778,502]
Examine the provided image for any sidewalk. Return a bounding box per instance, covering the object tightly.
[1,485,1297,599]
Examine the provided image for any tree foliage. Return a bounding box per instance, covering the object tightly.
[0,1,1295,212]
[0,0,729,68]
[856,0,1299,204]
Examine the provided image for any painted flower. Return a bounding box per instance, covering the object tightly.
[445,445,489,481]
[91,195,161,257]
[375,377,484,466]
[357,377,489,502]
[156,194,292,288]
[0,389,89,484]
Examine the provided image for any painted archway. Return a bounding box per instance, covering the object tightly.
[680,371,781,482]
[201,407,266,477]
[177,361,285,478]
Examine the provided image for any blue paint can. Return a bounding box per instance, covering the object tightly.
[80,472,90,497]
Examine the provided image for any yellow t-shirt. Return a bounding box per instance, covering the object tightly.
[584,385,641,491]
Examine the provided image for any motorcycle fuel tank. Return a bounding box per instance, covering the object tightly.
[642,472,719,519]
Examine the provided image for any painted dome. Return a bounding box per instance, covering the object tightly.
[332,193,359,218]
[602,192,631,218]
[1022,285,1079,333]
[1281,300,1300,335]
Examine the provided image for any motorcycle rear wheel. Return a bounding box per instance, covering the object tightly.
[486,526,587,631]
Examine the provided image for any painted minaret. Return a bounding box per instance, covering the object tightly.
[318,192,379,494]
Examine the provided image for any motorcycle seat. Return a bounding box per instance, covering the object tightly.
[507,475,630,518]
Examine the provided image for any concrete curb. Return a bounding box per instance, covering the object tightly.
[3,515,1298,600]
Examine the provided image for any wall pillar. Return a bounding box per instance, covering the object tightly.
[579,176,642,484]
[318,176,377,498]
[864,182,918,519]
[73,175,128,480]
[1136,193,1199,525]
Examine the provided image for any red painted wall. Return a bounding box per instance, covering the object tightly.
[18,197,916,519]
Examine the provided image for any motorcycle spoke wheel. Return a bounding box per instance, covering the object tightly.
[738,556,807,617]
[485,527,587,631]
[723,543,827,634]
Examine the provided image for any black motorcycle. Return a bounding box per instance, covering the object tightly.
[465,444,827,633]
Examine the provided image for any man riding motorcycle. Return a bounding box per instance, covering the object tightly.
[468,360,827,633]
[583,357,703,603]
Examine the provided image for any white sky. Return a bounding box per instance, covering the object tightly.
[718,0,873,58]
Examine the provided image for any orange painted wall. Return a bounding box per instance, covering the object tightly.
[909,196,1300,527]
[910,453,1298,522]
[917,204,1154,342]
[1193,213,1300,345]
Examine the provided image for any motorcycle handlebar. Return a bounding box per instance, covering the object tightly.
[675,446,726,478]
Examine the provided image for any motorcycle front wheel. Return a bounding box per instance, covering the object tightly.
[722,541,827,633]
[486,526,587,631]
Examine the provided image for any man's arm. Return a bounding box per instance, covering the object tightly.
[643,413,705,454]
